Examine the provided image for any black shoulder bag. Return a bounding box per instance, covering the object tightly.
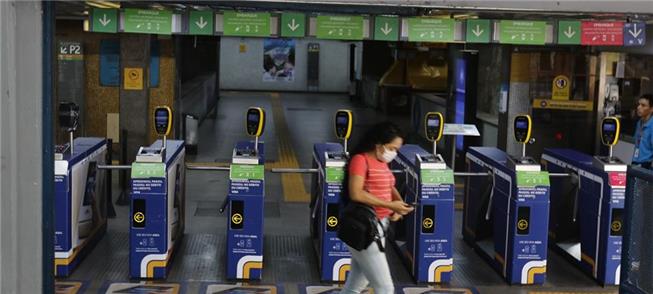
[337,155,385,251]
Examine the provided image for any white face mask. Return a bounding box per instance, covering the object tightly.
[380,146,398,163]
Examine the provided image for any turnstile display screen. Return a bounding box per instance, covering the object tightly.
[422,205,435,234]
[334,110,352,140]
[132,199,146,228]
[514,115,532,143]
[246,108,265,137]
[610,208,623,236]
[154,106,172,136]
[517,206,530,235]
[230,200,244,230]
[601,117,620,146]
[425,112,444,142]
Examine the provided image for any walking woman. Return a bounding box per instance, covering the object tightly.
[341,121,414,294]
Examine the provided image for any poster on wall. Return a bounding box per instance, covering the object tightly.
[263,38,295,82]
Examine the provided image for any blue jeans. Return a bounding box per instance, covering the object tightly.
[341,218,394,294]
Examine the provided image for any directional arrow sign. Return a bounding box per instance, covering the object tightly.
[123,8,172,35]
[407,18,454,42]
[499,20,546,45]
[223,11,270,37]
[281,13,305,37]
[316,15,364,40]
[558,20,581,45]
[624,22,646,46]
[374,16,399,41]
[91,8,117,33]
[466,19,490,43]
[189,11,213,35]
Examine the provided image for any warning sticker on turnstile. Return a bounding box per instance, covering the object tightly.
[516,171,550,187]
[230,164,264,180]
[325,167,345,183]
[421,169,454,185]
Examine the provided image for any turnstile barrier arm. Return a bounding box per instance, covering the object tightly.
[98,165,132,170]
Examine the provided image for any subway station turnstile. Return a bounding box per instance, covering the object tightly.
[391,112,455,283]
[542,117,626,285]
[463,115,551,284]
[54,137,109,277]
[310,142,351,281]
[309,109,353,282]
[392,145,455,283]
[225,107,266,280]
[129,106,187,279]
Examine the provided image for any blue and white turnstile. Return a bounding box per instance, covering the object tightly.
[54,137,108,276]
[392,144,455,283]
[225,107,267,280]
[463,115,550,284]
[542,117,627,285]
[129,139,186,279]
[310,142,351,281]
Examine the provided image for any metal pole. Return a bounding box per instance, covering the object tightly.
[255,136,259,154]
[549,173,571,177]
[344,138,348,154]
[106,139,116,218]
[98,165,133,170]
[186,165,231,171]
[609,146,613,159]
[522,143,526,158]
[69,131,74,154]
[433,140,437,156]
[271,168,319,173]
[453,172,492,177]
[163,134,167,150]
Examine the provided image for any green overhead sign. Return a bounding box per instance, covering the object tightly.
[281,13,305,37]
[123,8,172,35]
[558,20,581,45]
[91,8,118,33]
[499,20,546,45]
[223,11,270,37]
[189,11,214,35]
[466,19,491,43]
[407,18,455,42]
[316,15,364,40]
[374,16,399,41]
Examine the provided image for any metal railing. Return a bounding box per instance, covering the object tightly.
[621,166,653,294]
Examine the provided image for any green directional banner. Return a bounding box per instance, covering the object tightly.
[131,163,166,179]
[407,18,455,42]
[558,20,581,45]
[499,20,546,45]
[281,13,305,37]
[223,11,270,37]
[466,19,491,43]
[374,16,399,41]
[92,8,118,33]
[123,8,172,35]
[316,15,364,40]
[326,167,345,183]
[421,169,454,185]
[516,171,550,187]
[189,10,214,35]
[230,164,265,181]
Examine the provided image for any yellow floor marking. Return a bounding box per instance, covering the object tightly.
[268,93,310,202]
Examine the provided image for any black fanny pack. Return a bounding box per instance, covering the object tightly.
[337,202,385,252]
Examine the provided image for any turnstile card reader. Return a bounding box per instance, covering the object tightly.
[226,141,265,280]
[393,144,455,283]
[334,110,353,141]
[55,138,108,276]
[465,118,550,285]
[311,143,350,282]
[542,117,626,285]
[246,107,265,138]
[136,106,173,163]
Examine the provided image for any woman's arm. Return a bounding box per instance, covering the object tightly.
[349,175,413,215]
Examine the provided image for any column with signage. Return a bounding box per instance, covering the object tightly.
[58,41,86,135]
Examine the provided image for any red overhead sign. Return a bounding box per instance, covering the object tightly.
[581,21,624,45]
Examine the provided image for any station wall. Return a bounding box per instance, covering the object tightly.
[219,37,362,92]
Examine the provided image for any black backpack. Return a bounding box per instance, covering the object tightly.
[337,155,385,251]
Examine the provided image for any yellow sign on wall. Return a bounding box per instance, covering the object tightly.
[533,98,593,111]
[124,67,143,90]
[551,75,570,100]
